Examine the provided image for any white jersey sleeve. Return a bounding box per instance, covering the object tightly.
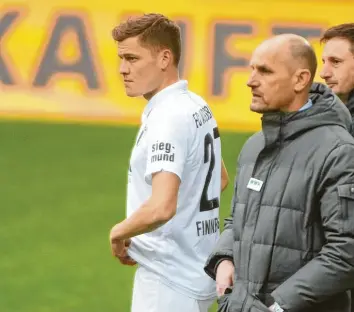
[144,111,191,184]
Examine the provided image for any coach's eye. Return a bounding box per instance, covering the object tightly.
[259,67,272,74]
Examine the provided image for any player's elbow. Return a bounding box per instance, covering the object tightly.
[221,162,230,192]
[221,176,229,191]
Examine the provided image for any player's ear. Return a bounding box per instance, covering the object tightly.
[159,49,172,70]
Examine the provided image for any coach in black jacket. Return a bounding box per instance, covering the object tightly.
[205,34,354,312]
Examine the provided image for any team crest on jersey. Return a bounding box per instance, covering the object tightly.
[136,125,147,146]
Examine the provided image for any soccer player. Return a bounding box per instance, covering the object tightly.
[109,13,229,312]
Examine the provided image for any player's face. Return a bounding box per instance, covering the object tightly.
[118,36,163,99]
[247,46,296,113]
[320,38,354,101]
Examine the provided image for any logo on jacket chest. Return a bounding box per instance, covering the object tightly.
[247,177,264,192]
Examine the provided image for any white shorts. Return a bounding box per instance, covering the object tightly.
[131,265,215,312]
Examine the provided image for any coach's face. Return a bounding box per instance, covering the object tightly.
[247,42,296,113]
[118,36,164,99]
[320,38,354,102]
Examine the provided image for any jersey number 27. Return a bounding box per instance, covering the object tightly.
[200,127,220,212]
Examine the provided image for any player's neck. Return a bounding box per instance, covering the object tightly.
[143,71,180,101]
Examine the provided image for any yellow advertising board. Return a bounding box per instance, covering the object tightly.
[0,0,353,131]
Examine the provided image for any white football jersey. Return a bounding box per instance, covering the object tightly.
[126,80,221,300]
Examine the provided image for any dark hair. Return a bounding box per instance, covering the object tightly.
[112,13,181,66]
[320,23,354,53]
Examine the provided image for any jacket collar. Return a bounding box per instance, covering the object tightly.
[261,83,352,148]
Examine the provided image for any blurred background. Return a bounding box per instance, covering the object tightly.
[0,0,352,311]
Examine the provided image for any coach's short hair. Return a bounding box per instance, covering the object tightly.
[320,23,354,53]
[289,38,317,84]
[112,13,181,66]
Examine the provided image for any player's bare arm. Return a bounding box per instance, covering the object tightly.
[221,158,229,192]
[110,171,179,256]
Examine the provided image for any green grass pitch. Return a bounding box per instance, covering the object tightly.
[0,120,252,312]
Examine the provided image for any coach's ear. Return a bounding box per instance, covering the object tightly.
[150,171,180,222]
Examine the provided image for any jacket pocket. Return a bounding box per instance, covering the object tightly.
[217,293,231,312]
[337,184,354,232]
[248,295,271,312]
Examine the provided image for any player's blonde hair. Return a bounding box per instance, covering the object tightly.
[112,13,181,67]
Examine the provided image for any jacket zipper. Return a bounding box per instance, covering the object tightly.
[240,116,284,311]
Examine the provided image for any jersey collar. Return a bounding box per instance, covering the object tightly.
[142,80,188,122]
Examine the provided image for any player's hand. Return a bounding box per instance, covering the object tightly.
[109,225,137,266]
[111,238,137,266]
[216,259,235,297]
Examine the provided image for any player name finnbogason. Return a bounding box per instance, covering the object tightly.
[196,218,220,236]
[151,141,175,163]
[192,105,214,129]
